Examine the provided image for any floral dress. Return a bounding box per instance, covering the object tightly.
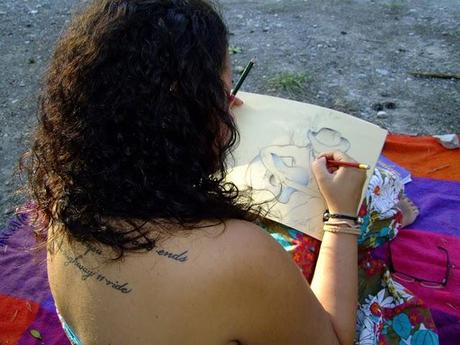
[258,167,439,345]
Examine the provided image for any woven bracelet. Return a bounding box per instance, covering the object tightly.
[325,219,357,226]
[323,223,361,236]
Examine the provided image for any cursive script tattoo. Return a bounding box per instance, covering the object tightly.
[61,243,189,294]
[155,249,189,262]
[85,241,189,263]
[62,249,133,294]
[63,252,96,281]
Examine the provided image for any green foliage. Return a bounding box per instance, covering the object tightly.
[228,46,243,55]
[268,72,312,95]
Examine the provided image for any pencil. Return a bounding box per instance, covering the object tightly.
[231,58,255,96]
[326,159,370,170]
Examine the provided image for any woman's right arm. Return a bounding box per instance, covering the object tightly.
[310,152,366,345]
[223,151,365,345]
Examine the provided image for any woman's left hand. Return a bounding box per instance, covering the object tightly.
[229,95,244,108]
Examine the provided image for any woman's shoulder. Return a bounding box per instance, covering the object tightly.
[180,219,329,344]
[138,218,299,296]
[194,219,292,269]
[183,219,306,301]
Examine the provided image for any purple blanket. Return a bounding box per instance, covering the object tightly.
[1,134,459,344]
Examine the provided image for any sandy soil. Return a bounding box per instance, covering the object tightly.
[1,0,459,223]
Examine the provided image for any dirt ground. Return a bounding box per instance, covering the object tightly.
[1,0,459,224]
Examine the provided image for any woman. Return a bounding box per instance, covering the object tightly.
[22,0,369,344]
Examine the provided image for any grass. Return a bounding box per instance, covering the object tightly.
[268,72,312,95]
[228,46,243,55]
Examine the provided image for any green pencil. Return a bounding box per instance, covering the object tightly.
[231,58,256,96]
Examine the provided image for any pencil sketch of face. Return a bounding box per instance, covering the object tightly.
[244,128,350,206]
[228,92,388,239]
[307,127,350,157]
[245,144,316,204]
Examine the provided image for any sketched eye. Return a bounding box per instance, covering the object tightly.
[307,128,351,153]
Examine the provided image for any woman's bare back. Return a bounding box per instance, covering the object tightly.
[48,220,244,344]
[47,219,340,345]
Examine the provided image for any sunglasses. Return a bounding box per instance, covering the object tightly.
[388,243,451,289]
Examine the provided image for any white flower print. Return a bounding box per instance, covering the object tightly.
[366,169,403,219]
[356,288,396,345]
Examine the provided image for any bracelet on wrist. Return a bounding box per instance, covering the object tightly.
[323,222,361,236]
[324,219,357,227]
[323,209,363,225]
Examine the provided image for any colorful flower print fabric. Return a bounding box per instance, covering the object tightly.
[258,167,439,345]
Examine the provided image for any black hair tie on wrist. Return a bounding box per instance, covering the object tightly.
[323,209,364,225]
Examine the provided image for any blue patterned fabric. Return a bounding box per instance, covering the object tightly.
[56,309,84,345]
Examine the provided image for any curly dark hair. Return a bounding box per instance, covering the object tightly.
[20,0,259,257]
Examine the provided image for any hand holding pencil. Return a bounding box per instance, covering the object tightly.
[326,160,370,170]
[227,60,368,216]
[312,151,367,216]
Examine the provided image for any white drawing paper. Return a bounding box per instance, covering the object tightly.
[227,92,388,240]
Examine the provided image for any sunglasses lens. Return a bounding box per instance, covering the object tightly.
[393,274,444,288]
[420,281,443,288]
[392,272,414,283]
